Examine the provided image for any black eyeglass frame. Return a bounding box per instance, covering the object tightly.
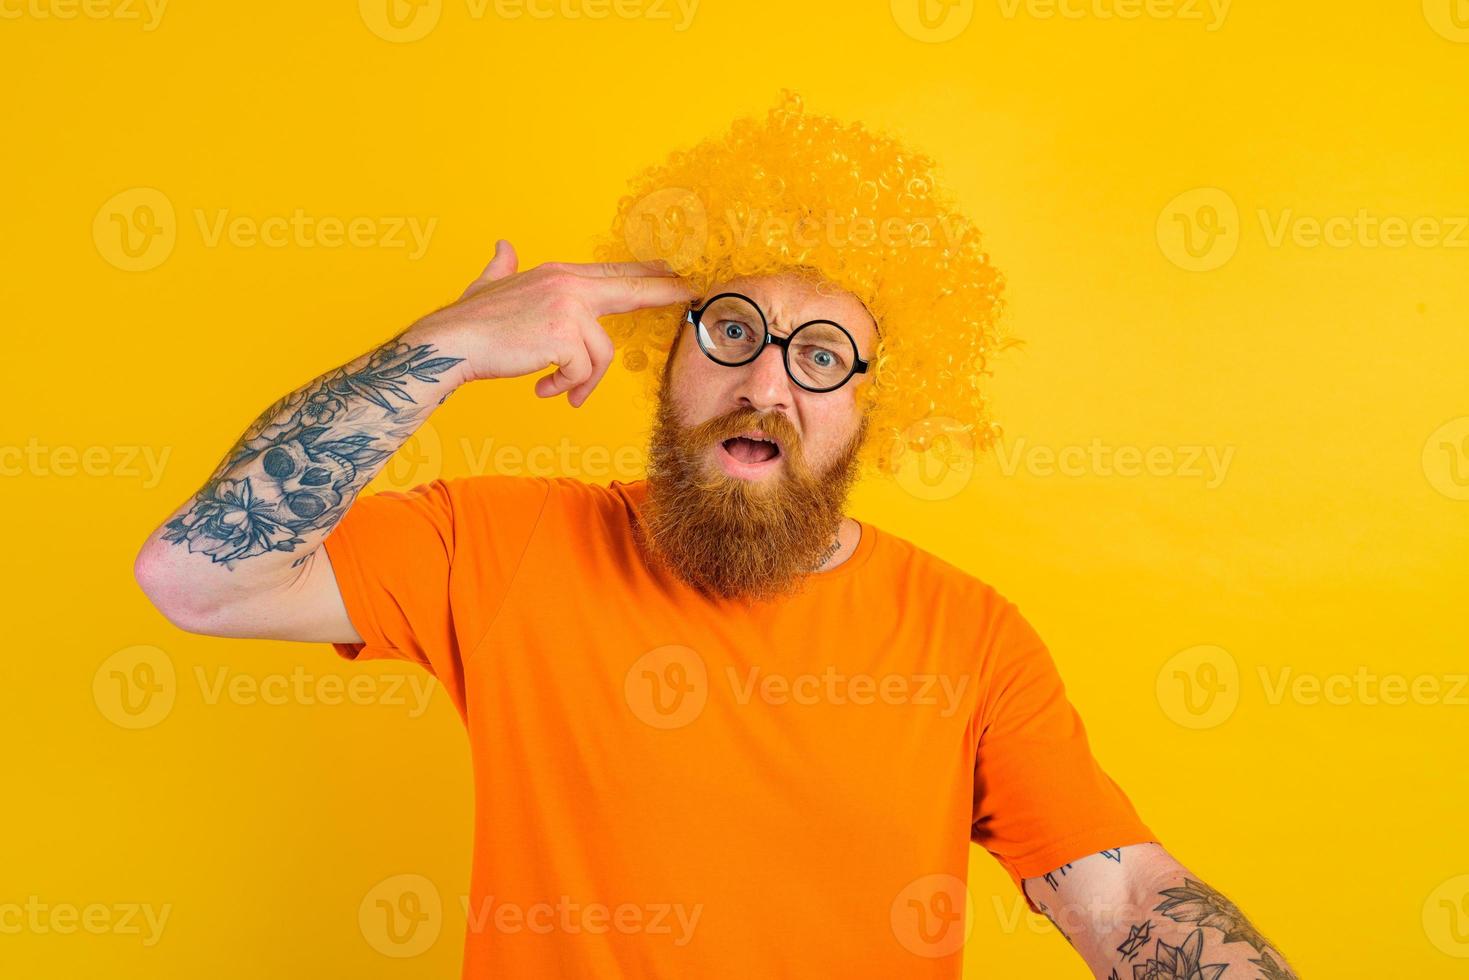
[683,291,872,394]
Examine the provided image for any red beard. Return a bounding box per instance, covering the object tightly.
[638,360,868,603]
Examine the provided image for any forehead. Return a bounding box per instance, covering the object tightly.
[708,272,877,343]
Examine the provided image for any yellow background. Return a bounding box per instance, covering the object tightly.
[3,0,1468,976]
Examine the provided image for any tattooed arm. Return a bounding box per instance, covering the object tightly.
[134,242,693,642]
[1023,843,1298,979]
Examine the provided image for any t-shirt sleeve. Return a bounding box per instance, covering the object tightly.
[970,598,1155,910]
[321,474,552,719]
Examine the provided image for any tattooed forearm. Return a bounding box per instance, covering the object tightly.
[1151,879,1296,979]
[1116,918,1152,959]
[1034,898,1077,950]
[161,333,463,568]
[1044,863,1074,890]
[1022,846,1298,980]
[1115,921,1231,978]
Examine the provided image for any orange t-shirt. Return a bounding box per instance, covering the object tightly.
[324,475,1154,977]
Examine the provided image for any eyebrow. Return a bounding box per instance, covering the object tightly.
[694,296,881,341]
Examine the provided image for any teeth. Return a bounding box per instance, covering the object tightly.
[723,432,779,448]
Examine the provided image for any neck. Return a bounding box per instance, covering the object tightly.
[810,516,859,573]
[810,536,841,572]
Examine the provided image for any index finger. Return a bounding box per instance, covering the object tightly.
[583,274,698,316]
[560,259,682,278]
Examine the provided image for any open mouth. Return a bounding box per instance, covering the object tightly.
[720,435,782,465]
[713,430,785,479]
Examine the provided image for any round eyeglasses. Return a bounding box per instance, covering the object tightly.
[684,292,871,393]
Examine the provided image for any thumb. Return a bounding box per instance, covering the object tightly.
[484,239,519,280]
[461,239,519,297]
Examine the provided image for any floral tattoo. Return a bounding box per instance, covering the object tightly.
[163,337,462,566]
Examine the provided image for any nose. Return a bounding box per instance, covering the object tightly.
[734,341,793,415]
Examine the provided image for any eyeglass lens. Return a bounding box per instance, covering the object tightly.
[695,295,857,390]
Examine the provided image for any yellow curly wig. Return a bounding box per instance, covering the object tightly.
[591,90,1015,478]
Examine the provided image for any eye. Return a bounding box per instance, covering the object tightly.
[797,344,846,370]
[719,320,752,341]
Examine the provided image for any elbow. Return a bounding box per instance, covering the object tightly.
[133,538,220,635]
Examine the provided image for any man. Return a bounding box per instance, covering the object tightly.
[135,98,1297,978]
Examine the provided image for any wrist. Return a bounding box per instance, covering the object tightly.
[401,315,476,390]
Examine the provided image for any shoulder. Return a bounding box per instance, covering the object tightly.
[865,523,1047,667]
[436,472,554,511]
[866,522,1010,614]
[440,473,644,528]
